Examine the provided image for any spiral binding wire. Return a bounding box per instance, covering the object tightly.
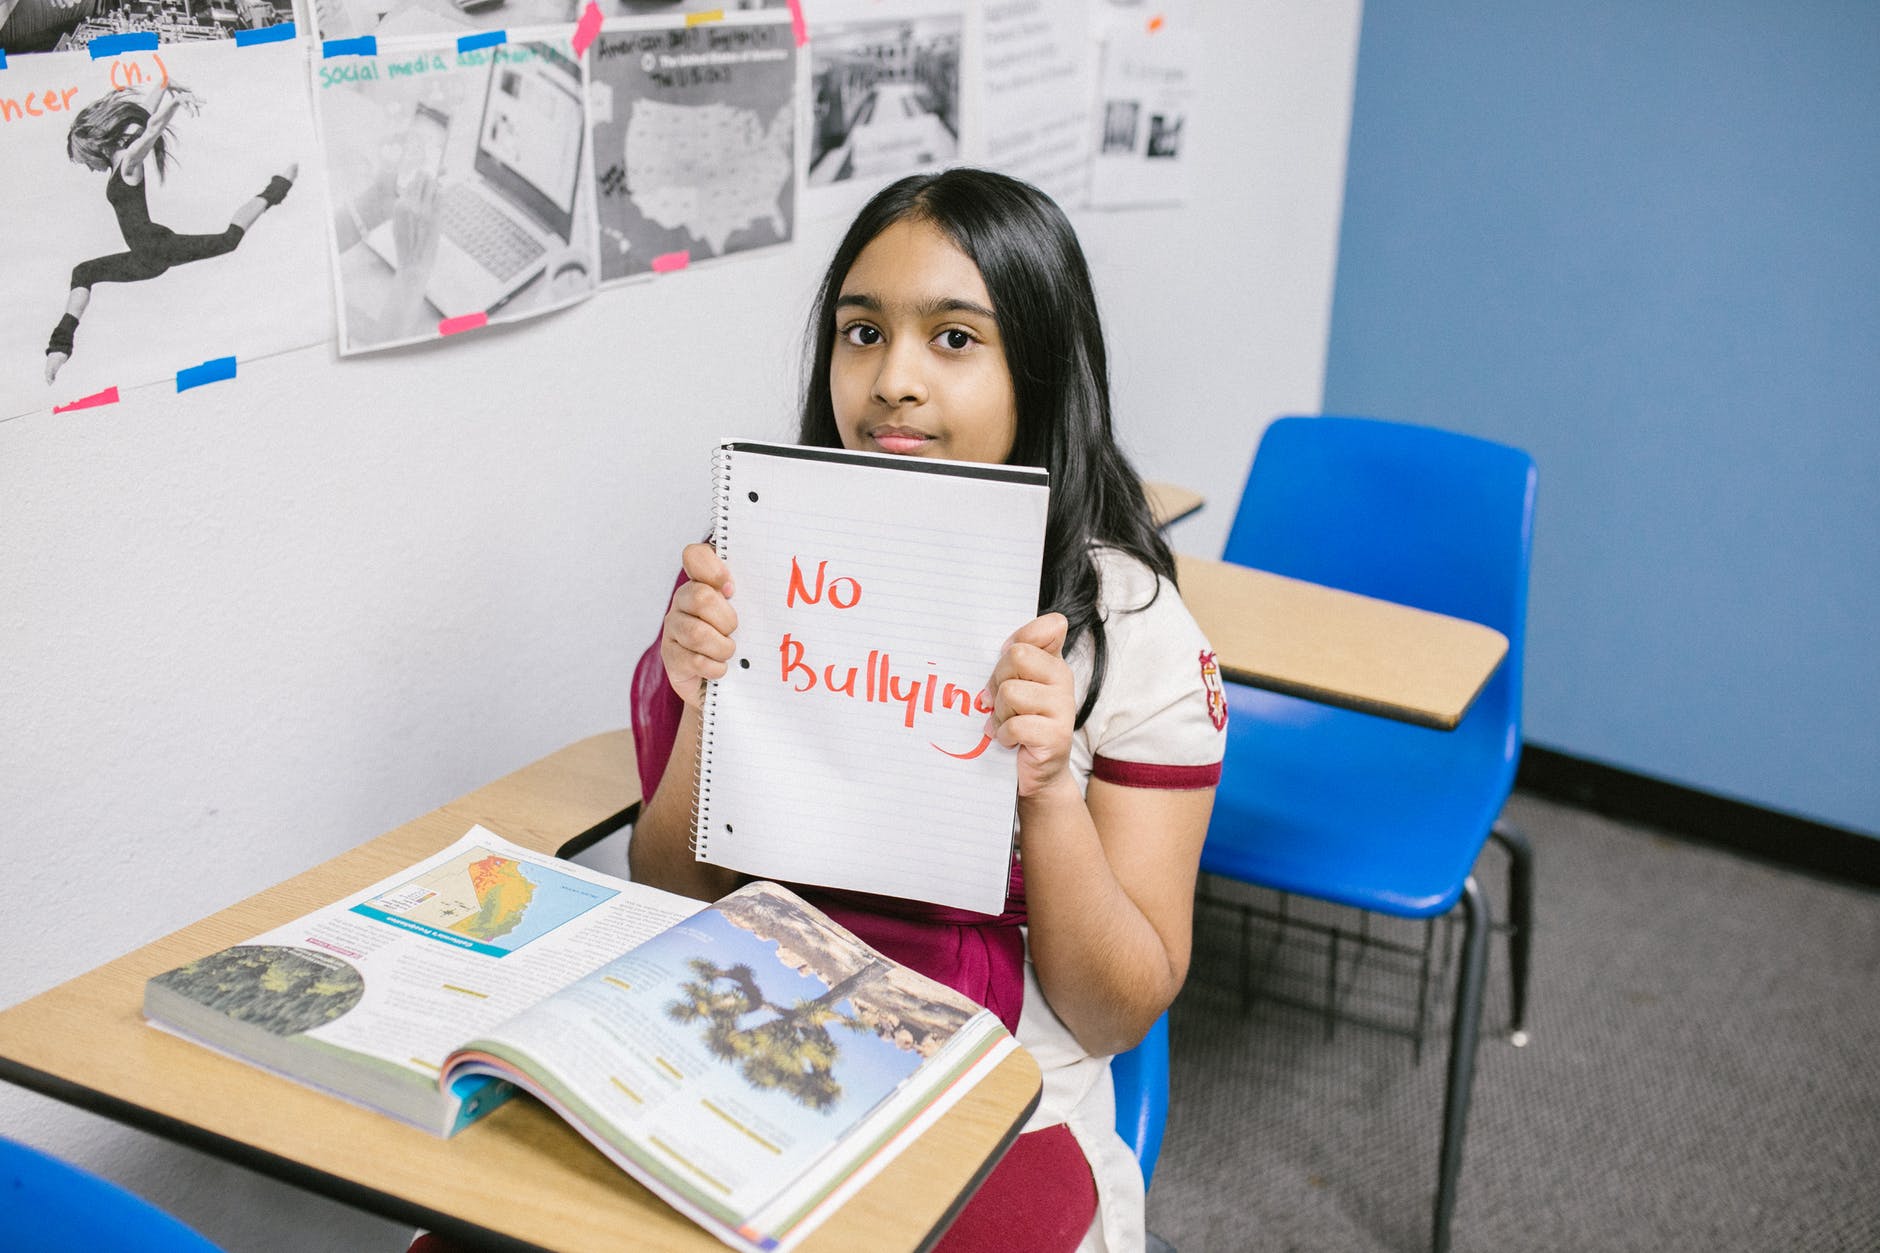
[688,443,737,858]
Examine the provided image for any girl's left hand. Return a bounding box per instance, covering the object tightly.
[988,613,1077,800]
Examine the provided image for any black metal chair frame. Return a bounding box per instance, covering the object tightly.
[1196,820,1533,1253]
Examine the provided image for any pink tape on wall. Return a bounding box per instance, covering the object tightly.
[572,2,603,56]
[52,386,120,414]
[651,251,691,274]
[439,313,489,336]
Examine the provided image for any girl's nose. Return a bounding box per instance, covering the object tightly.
[873,339,928,407]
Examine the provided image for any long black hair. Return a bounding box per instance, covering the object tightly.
[799,168,1175,727]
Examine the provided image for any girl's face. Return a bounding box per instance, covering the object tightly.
[829,217,1018,466]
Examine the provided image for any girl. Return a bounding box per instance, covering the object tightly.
[46,82,297,384]
[629,168,1225,1253]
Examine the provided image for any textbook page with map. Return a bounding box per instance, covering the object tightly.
[143,828,1014,1253]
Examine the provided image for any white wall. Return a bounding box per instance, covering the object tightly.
[0,4,1360,1247]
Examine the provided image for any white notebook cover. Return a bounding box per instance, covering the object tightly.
[692,441,1050,914]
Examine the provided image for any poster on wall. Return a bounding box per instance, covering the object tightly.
[981,0,1091,208]
[1,39,329,420]
[309,0,789,43]
[1087,0,1196,209]
[1,0,293,58]
[311,34,599,354]
[805,6,963,194]
[585,10,796,285]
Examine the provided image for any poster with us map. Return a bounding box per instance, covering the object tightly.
[584,12,796,285]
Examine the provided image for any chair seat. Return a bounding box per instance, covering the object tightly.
[1,1135,224,1252]
[1200,681,1516,917]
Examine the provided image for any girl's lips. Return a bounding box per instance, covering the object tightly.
[870,430,933,454]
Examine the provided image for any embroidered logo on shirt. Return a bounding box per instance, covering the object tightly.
[1199,649,1228,731]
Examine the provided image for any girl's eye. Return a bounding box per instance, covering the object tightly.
[841,323,882,347]
[937,329,974,351]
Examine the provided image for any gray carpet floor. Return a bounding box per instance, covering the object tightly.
[1149,792,1880,1253]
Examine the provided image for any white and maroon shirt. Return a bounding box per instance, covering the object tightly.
[1019,546,1226,1253]
[1066,547,1228,796]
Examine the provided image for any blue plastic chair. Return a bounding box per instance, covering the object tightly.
[1110,1010,1169,1189]
[1199,416,1537,1253]
[0,1135,226,1252]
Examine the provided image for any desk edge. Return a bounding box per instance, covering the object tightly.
[0,1053,546,1253]
[912,1072,1042,1253]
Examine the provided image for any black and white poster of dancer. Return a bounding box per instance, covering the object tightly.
[312,36,598,353]
[3,40,328,419]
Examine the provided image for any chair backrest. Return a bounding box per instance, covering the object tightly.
[0,1136,226,1253]
[1222,416,1537,751]
[1110,1011,1170,1189]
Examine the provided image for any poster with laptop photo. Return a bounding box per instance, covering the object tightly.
[308,0,788,44]
[312,34,598,354]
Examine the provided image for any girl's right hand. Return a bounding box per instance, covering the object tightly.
[662,542,738,711]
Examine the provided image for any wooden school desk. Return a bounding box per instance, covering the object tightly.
[0,731,1043,1253]
[1175,553,1508,730]
[1141,480,1206,530]
[1141,480,1506,728]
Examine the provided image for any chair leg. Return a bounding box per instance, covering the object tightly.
[1490,820,1533,1044]
[1432,875,1491,1253]
[1411,916,1435,1066]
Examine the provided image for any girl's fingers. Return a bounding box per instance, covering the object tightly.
[994,642,1070,685]
[994,713,1068,754]
[994,677,1070,722]
[672,581,738,639]
[681,542,735,597]
[668,609,737,662]
[1002,612,1068,657]
[667,642,730,682]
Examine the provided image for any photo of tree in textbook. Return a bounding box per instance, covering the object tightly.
[660,882,978,1115]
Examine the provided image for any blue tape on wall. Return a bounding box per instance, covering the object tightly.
[89,32,162,57]
[457,30,505,52]
[322,35,377,57]
[235,22,297,46]
[176,357,238,392]
[1,48,9,70]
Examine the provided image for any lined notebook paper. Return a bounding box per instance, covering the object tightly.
[692,441,1050,914]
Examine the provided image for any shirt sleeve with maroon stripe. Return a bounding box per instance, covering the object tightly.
[1080,548,1226,791]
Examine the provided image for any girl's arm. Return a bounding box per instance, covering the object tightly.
[116,87,192,177]
[627,543,747,901]
[990,616,1215,1055]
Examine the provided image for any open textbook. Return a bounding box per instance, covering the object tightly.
[143,827,1015,1253]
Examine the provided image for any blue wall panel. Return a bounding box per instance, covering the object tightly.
[1323,4,1879,835]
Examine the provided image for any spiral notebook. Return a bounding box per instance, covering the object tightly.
[692,441,1050,914]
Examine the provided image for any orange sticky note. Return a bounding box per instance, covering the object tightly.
[685,8,723,24]
[1148,14,1165,33]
